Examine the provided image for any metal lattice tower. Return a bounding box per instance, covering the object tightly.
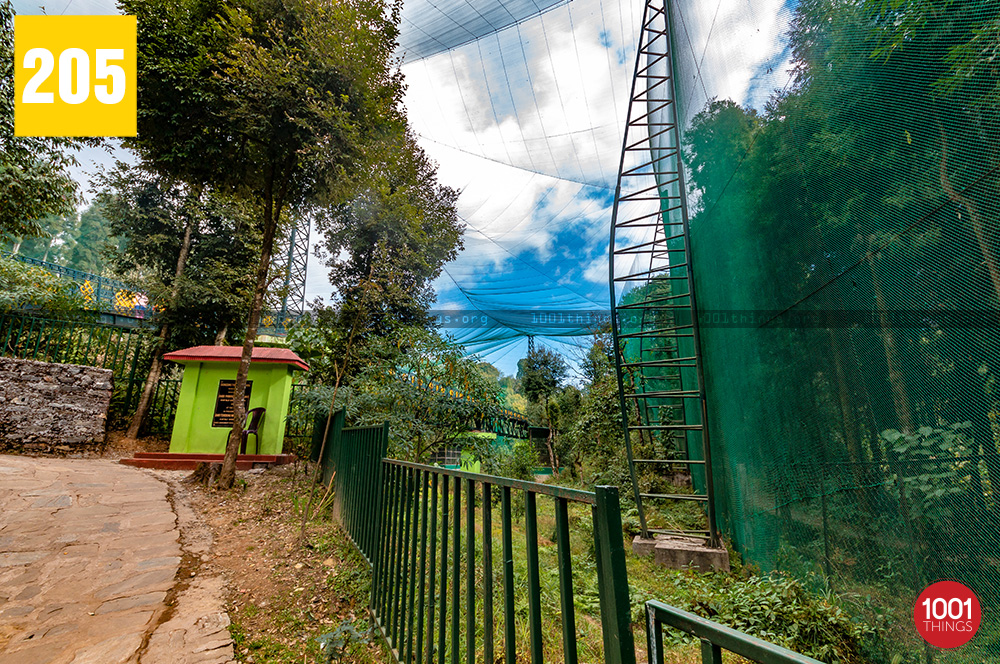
[268,215,311,325]
[608,0,719,546]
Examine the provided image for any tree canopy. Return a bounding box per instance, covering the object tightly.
[0,0,95,239]
[97,164,261,349]
[124,0,407,486]
[318,128,464,346]
[517,344,567,404]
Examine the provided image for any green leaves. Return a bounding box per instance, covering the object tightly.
[646,571,875,661]
[96,164,261,348]
[317,128,463,346]
[879,421,975,524]
[0,254,87,315]
[0,1,99,239]
[315,618,371,663]
[517,345,568,405]
[292,324,504,462]
[124,0,404,211]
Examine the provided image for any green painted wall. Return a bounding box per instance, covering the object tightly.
[168,361,298,455]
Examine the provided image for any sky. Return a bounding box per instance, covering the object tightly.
[12,0,797,376]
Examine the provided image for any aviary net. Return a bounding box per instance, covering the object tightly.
[664,0,1000,660]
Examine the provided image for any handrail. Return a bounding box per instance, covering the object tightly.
[2,250,138,293]
[384,458,597,504]
[645,601,824,664]
[370,459,635,664]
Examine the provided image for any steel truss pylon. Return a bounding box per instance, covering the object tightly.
[267,214,311,326]
[608,0,719,546]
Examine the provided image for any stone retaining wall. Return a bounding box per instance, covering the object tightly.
[0,357,113,453]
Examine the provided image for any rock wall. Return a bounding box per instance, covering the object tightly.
[0,357,113,453]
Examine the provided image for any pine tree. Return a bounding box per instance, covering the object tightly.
[67,205,111,274]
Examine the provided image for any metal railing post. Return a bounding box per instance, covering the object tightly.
[701,640,723,664]
[593,486,637,664]
[645,601,825,664]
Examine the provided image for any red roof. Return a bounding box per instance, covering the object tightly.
[162,346,309,371]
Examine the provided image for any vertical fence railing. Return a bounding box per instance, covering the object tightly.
[144,378,182,435]
[644,601,824,664]
[336,424,391,563]
[286,383,317,439]
[365,461,637,664]
[307,409,391,563]
[310,409,346,486]
[0,312,149,369]
[0,312,153,423]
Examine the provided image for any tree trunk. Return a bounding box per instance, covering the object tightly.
[545,431,559,474]
[939,129,1000,305]
[219,171,281,489]
[125,324,169,440]
[825,328,880,518]
[869,248,913,435]
[214,324,228,345]
[542,394,559,472]
[124,215,195,440]
[41,235,54,263]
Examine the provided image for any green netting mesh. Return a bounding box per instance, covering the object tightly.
[673,0,1000,660]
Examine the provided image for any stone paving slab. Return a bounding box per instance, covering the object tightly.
[0,456,235,664]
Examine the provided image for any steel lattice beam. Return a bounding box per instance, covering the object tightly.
[264,214,311,333]
[608,0,719,546]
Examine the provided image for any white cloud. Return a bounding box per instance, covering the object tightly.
[13,0,117,14]
[11,0,800,367]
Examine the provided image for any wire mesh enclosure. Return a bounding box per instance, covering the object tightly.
[617,0,1000,660]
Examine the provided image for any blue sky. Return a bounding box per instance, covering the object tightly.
[13,0,798,376]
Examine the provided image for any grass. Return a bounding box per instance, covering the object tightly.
[353,470,875,664]
[219,469,391,664]
[222,460,877,663]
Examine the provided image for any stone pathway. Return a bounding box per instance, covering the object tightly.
[0,456,235,664]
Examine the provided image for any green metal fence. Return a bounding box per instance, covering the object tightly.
[0,312,154,424]
[144,378,182,436]
[310,407,840,664]
[309,404,640,664]
[335,424,391,562]
[370,463,636,664]
[644,601,823,664]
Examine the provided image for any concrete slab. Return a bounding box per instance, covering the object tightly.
[632,534,731,572]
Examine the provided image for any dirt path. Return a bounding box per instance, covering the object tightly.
[183,465,388,664]
[0,455,234,664]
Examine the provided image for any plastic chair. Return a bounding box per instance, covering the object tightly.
[240,407,266,454]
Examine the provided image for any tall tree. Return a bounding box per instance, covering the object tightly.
[517,344,567,470]
[0,1,95,239]
[316,128,463,373]
[67,205,112,274]
[123,0,404,488]
[518,345,568,404]
[98,163,260,439]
